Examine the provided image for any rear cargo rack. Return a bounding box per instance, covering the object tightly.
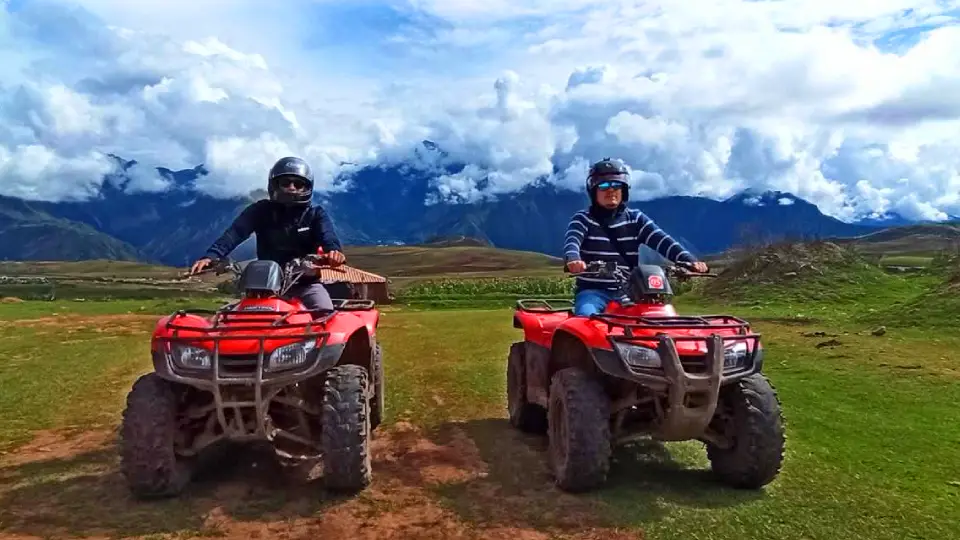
[331,298,376,310]
[516,299,575,313]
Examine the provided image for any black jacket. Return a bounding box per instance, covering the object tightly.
[204,200,342,268]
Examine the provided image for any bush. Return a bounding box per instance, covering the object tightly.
[398,277,573,299]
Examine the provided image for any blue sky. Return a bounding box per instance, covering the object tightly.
[2,0,960,221]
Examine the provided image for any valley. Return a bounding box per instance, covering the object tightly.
[0,237,957,539]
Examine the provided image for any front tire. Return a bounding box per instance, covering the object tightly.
[119,373,192,499]
[547,367,611,492]
[321,365,373,493]
[706,373,786,489]
[370,343,385,430]
[507,342,547,433]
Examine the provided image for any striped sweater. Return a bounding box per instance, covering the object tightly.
[563,206,697,291]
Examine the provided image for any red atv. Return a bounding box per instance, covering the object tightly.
[507,260,785,493]
[119,250,384,498]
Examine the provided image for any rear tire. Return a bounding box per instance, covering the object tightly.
[547,367,611,492]
[321,365,373,493]
[119,373,192,499]
[706,373,786,489]
[507,342,547,433]
[370,343,385,430]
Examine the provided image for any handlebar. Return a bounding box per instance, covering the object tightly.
[181,258,241,279]
[183,252,344,280]
[563,260,716,282]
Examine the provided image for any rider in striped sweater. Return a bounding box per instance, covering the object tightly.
[563,158,708,316]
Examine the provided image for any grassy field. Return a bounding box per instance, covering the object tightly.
[0,244,565,302]
[1,241,959,539]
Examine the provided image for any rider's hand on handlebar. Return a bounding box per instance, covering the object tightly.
[565,260,586,274]
[189,257,213,275]
[691,261,708,273]
[326,250,346,267]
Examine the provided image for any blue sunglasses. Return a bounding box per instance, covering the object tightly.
[597,181,625,190]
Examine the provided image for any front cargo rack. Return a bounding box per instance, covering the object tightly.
[590,313,753,337]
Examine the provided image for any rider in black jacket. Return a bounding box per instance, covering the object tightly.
[189,156,345,311]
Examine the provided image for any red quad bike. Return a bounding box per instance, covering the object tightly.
[508,260,785,493]
[119,249,385,499]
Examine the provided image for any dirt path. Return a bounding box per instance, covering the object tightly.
[0,422,642,540]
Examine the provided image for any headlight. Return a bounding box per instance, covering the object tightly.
[723,342,749,369]
[268,340,317,371]
[614,343,661,368]
[168,344,212,370]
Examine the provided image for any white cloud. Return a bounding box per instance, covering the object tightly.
[0,0,959,222]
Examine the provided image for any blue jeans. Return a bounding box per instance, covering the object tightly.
[574,289,618,316]
[285,282,334,311]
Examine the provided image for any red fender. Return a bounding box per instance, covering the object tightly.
[322,309,380,346]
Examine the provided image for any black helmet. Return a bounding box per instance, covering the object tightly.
[267,156,314,205]
[586,157,630,202]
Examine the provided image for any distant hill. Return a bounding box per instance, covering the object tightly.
[835,223,960,256]
[0,243,563,281]
[421,235,493,247]
[340,244,562,278]
[0,196,142,262]
[0,145,893,264]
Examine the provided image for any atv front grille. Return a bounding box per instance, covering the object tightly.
[679,354,710,374]
[217,354,260,377]
[156,306,338,444]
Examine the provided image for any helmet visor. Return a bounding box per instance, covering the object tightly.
[596,180,627,190]
[276,175,310,190]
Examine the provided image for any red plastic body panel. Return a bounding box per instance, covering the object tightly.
[151,296,379,356]
[515,300,759,355]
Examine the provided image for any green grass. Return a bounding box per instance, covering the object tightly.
[0,297,228,320]
[0,316,153,449]
[344,244,562,279]
[0,295,957,539]
[878,254,934,267]
[0,260,182,278]
[1,241,959,538]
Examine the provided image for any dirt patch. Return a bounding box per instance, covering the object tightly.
[0,428,114,467]
[0,297,23,304]
[374,421,488,486]
[0,422,642,540]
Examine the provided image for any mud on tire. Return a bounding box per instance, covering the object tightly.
[507,342,547,433]
[547,367,611,492]
[706,373,786,489]
[119,373,192,499]
[371,342,385,430]
[321,364,373,493]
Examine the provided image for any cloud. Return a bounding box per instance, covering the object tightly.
[1,0,959,222]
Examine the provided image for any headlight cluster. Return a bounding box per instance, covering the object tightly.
[168,344,212,370]
[723,342,749,369]
[616,343,662,368]
[614,341,751,370]
[267,340,317,370]
[167,340,317,372]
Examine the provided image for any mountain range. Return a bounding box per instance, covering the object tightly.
[0,142,931,267]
